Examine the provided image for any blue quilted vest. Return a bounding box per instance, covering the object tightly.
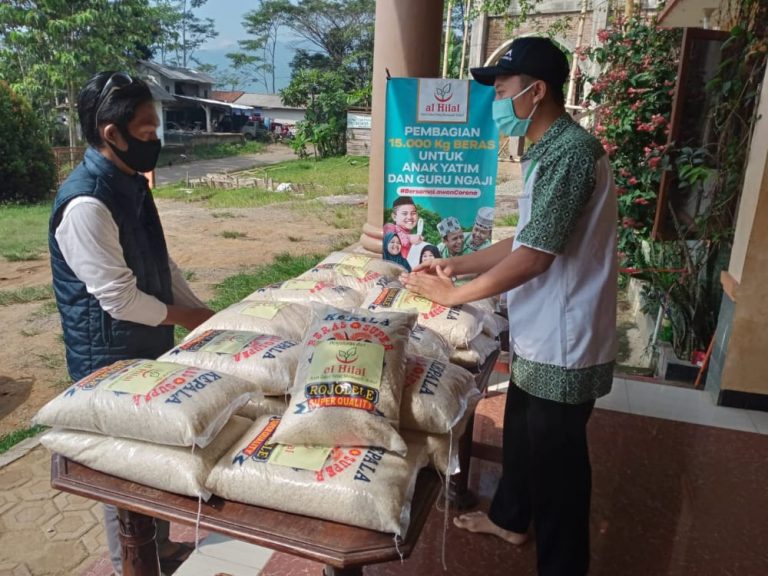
[49,147,174,382]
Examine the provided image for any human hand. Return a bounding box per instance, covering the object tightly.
[410,258,454,277]
[402,265,457,306]
[408,234,423,245]
[183,307,215,330]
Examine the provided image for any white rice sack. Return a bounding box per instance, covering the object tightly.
[362,285,484,348]
[402,393,481,475]
[469,299,508,338]
[34,359,254,447]
[272,305,416,454]
[237,395,290,420]
[159,330,300,395]
[317,251,407,279]
[449,334,501,369]
[206,416,428,535]
[41,416,251,500]
[299,263,390,293]
[244,279,363,309]
[406,325,452,361]
[185,301,311,342]
[401,355,480,434]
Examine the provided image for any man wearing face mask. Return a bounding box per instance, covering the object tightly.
[402,37,617,576]
[49,71,214,574]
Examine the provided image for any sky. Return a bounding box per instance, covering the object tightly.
[191,0,303,93]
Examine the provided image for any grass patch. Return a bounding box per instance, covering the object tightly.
[27,300,58,320]
[209,252,326,311]
[0,203,51,261]
[0,285,54,306]
[287,235,304,242]
[0,425,47,454]
[154,155,370,208]
[157,140,265,167]
[154,184,293,209]
[211,211,239,219]
[497,213,520,227]
[183,270,197,282]
[221,230,247,239]
[242,156,369,194]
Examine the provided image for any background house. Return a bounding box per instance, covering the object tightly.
[138,61,255,133]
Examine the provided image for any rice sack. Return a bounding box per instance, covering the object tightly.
[316,251,407,279]
[299,263,391,293]
[363,285,484,348]
[401,355,480,434]
[244,279,363,309]
[237,395,290,420]
[272,305,416,454]
[185,301,312,342]
[406,325,452,361]
[159,330,300,395]
[450,334,501,368]
[41,416,251,500]
[206,415,428,535]
[34,359,254,447]
[402,392,481,475]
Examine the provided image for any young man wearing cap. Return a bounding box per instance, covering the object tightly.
[403,37,617,576]
[464,206,495,252]
[436,216,466,258]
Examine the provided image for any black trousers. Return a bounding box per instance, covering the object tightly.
[488,383,595,576]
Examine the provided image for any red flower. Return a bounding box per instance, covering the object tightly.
[622,217,639,229]
[648,157,661,169]
[633,197,649,205]
[628,177,638,185]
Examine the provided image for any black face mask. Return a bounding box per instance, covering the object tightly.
[107,130,162,173]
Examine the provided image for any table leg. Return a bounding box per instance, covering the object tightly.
[323,565,363,576]
[118,508,161,576]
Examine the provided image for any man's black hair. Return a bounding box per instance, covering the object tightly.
[78,71,154,147]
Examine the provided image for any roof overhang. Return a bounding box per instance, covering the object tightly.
[174,94,256,111]
[657,0,721,28]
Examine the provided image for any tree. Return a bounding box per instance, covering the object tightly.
[0,81,56,203]
[0,0,161,147]
[281,69,351,158]
[232,0,292,93]
[150,0,218,68]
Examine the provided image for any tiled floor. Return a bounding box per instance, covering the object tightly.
[75,376,768,576]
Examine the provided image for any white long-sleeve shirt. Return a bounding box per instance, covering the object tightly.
[55,196,206,326]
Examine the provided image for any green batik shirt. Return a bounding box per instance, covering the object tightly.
[507,114,618,404]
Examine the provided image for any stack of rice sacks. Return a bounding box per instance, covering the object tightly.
[36,251,499,536]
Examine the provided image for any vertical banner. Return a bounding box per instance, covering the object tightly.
[383,78,498,271]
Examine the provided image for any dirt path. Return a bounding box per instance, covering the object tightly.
[0,197,365,437]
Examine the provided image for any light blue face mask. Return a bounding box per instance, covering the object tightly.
[492,82,539,137]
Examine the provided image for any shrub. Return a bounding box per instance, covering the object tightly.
[0,81,56,203]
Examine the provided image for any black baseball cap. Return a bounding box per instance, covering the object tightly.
[470,37,569,88]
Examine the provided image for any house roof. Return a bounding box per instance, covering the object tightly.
[234,93,304,110]
[145,78,176,102]
[174,94,256,111]
[139,60,216,84]
[211,90,245,103]
[657,0,720,27]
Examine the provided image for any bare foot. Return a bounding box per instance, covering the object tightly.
[453,511,528,545]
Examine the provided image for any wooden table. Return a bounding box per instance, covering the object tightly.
[50,351,499,576]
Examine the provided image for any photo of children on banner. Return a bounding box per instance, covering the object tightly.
[384,231,412,271]
[464,206,495,252]
[437,216,466,259]
[383,197,423,264]
[406,242,441,271]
